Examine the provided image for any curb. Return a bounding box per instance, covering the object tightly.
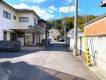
[78,56,106,80]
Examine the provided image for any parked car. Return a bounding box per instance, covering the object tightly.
[60,39,64,42]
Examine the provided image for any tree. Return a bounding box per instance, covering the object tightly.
[47,15,96,35]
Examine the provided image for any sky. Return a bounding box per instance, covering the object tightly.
[4,0,106,20]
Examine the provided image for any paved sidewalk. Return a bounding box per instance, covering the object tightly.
[0,43,100,80]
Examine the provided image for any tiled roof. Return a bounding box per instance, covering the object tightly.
[0,0,39,17]
[0,0,16,11]
[16,9,39,17]
[84,16,106,36]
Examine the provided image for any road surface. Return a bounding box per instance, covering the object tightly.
[0,42,100,80]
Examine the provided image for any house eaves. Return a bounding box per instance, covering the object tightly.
[0,0,16,12]
[0,0,39,18]
[38,19,47,23]
[16,9,39,18]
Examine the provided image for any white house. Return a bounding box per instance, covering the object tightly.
[49,29,60,41]
[0,0,46,46]
[67,28,83,38]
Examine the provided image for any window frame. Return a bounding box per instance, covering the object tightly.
[19,17,29,22]
[3,10,11,20]
[13,15,16,20]
[34,18,37,25]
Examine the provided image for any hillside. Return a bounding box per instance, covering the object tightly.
[47,15,96,35]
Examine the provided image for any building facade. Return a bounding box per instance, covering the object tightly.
[49,29,60,41]
[83,15,106,78]
[68,15,106,78]
[0,0,46,46]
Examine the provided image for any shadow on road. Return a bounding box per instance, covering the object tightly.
[1,61,85,80]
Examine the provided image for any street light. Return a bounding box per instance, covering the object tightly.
[74,0,78,56]
[61,11,67,41]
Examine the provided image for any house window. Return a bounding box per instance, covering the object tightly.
[13,15,16,20]
[19,17,29,22]
[3,10,11,19]
[10,33,17,41]
[34,18,36,25]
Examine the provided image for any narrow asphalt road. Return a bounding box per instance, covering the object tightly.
[0,42,100,80]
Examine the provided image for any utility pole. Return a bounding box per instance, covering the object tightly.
[74,0,78,56]
[64,14,66,41]
[86,15,88,24]
[83,14,88,24]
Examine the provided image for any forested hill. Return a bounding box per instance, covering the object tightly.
[47,15,96,33]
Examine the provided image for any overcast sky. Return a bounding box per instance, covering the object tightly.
[4,0,106,20]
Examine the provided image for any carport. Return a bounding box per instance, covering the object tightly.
[11,25,45,46]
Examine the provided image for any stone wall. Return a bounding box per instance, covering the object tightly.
[0,41,21,51]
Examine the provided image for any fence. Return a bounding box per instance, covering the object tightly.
[67,36,106,74]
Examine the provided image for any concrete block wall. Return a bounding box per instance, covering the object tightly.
[68,36,106,74]
[0,41,21,51]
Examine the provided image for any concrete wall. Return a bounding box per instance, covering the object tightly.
[0,29,3,40]
[40,33,46,44]
[0,2,17,40]
[83,15,106,76]
[6,31,11,41]
[17,12,36,29]
[68,36,106,75]
[33,14,38,25]
[0,2,18,30]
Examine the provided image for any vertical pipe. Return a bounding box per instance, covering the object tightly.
[64,16,66,40]
[33,33,35,44]
[45,24,48,47]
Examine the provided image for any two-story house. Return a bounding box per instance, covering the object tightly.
[0,0,46,46]
[38,19,49,46]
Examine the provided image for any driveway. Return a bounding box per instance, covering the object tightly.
[0,43,100,80]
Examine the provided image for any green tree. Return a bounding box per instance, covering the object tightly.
[47,15,96,35]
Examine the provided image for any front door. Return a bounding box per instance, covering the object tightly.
[10,33,17,41]
[25,34,33,46]
[17,37,24,46]
[3,31,7,41]
[17,33,25,46]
